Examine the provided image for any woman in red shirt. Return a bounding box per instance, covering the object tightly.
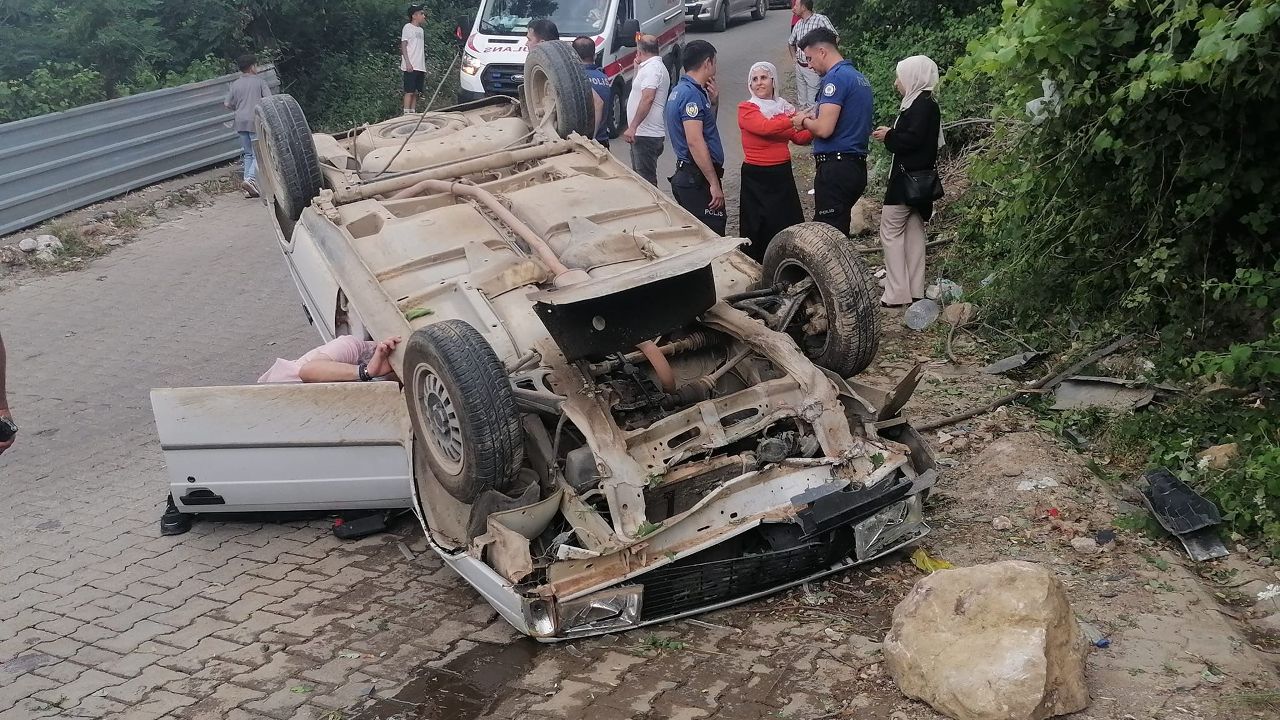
[737,61,811,262]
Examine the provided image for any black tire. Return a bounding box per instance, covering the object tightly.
[712,1,729,31]
[253,95,322,229]
[608,79,627,140]
[751,0,766,20]
[404,320,523,504]
[524,41,596,139]
[760,222,881,377]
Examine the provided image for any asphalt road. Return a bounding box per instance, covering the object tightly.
[610,9,796,232]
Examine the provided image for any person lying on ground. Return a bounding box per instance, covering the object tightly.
[258,336,403,384]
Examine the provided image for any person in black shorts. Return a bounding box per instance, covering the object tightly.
[401,5,427,114]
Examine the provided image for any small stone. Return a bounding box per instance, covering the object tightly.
[34,248,57,262]
[0,246,19,265]
[1197,443,1239,470]
[942,302,977,327]
[992,515,1013,531]
[154,199,171,210]
[35,234,62,251]
[18,237,37,252]
[1260,557,1273,568]
[1071,537,1101,555]
[951,438,970,452]
[104,237,124,247]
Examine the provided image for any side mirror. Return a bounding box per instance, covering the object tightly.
[619,19,641,48]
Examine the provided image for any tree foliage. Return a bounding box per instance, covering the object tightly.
[0,0,471,127]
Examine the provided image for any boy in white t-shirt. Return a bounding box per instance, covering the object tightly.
[622,35,669,186]
[401,5,427,114]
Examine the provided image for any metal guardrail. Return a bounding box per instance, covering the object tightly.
[0,67,280,237]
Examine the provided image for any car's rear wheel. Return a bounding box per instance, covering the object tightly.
[253,94,322,233]
[751,0,766,20]
[404,320,523,504]
[524,41,596,139]
[760,222,881,377]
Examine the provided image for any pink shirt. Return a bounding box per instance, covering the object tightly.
[258,336,376,383]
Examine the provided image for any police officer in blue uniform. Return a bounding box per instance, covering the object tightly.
[573,36,614,148]
[794,27,874,236]
[664,40,726,236]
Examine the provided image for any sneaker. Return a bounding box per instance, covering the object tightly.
[242,179,260,199]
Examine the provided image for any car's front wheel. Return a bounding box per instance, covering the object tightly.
[404,320,523,504]
[523,41,596,139]
[760,223,881,377]
[751,0,766,20]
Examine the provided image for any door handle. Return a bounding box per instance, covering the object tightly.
[180,488,226,506]
[663,8,683,20]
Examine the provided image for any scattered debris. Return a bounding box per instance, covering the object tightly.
[981,351,1047,375]
[925,279,963,303]
[1079,622,1110,649]
[1070,537,1101,555]
[904,298,941,331]
[1017,476,1060,492]
[1049,376,1156,411]
[1196,443,1239,470]
[992,515,1013,531]
[917,334,1136,432]
[1141,468,1229,561]
[910,547,954,574]
[885,561,1089,720]
[404,307,434,321]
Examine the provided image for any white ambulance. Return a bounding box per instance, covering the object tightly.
[457,0,686,138]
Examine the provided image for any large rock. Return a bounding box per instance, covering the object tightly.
[884,561,1089,720]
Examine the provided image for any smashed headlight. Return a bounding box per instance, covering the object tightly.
[521,586,643,639]
[854,494,927,560]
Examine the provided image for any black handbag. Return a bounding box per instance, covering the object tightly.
[899,164,944,205]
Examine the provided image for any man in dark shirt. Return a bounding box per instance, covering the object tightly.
[794,27,873,236]
[573,36,613,148]
[664,40,726,236]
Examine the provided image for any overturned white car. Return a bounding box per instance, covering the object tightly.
[151,43,935,639]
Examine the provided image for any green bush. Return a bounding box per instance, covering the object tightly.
[0,63,108,123]
[947,0,1280,544]
[819,0,1002,126]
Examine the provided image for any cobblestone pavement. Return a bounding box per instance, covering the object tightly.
[0,192,903,720]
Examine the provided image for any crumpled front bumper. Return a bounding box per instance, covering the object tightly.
[519,471,932,640]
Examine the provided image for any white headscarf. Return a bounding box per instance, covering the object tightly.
[896,55,945,148]
[745,61,795,119]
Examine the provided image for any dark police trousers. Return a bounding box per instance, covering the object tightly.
[670,161,727,236]
[814,153,867,236]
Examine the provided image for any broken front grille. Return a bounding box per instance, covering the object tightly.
[638,543,831,621]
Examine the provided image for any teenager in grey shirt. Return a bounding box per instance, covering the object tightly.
[224,54,272,198]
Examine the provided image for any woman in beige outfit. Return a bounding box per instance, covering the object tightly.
[871,56,944,307]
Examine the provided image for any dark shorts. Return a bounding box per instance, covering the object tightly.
[813,154,868,236]
[670,162,727,236]
[403,71,425,93]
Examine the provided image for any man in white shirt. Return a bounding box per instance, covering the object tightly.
[788,0,836,109]
[622,35,669,186]
[401,4,427,114]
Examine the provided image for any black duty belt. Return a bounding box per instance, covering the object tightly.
[675,160,724,176]
[814,152,867,164]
